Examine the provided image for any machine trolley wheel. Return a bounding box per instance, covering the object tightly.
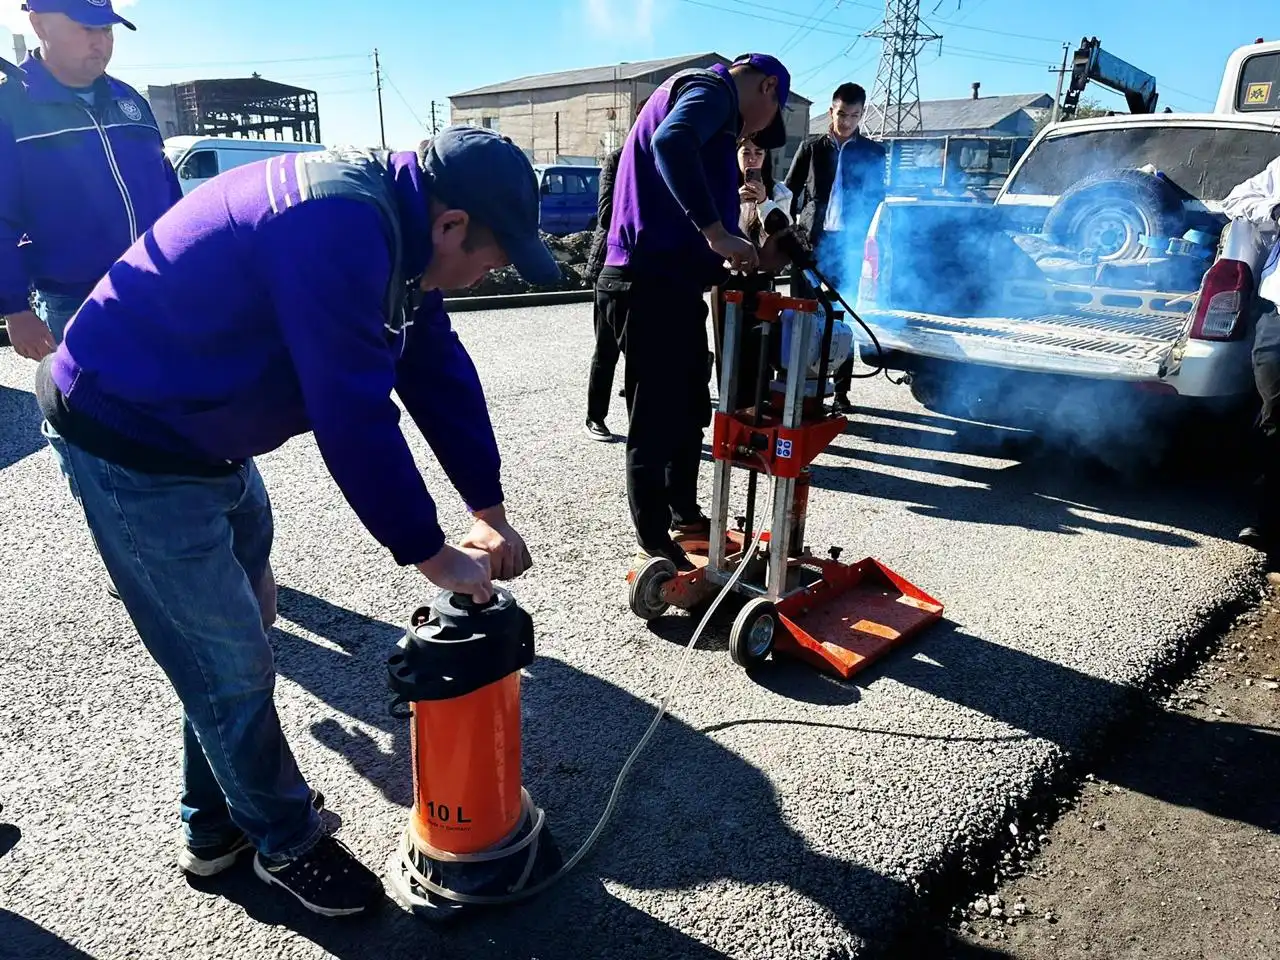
[729,598,778,668]
[629,557,676,621]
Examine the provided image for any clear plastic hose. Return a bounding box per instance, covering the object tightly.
[391,469,778,908]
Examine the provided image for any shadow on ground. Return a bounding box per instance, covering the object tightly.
[258,587,920,959]
[0,384,43,472]
[806,405,1252,548]
[0,910,97,960]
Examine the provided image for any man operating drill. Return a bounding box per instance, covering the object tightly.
[37,128,559,917]
[597,53,794,569]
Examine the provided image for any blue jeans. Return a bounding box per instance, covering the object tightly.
[31,289,89,345]
[42,423,323,861]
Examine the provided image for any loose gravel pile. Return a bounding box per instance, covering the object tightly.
[0,303,1264,960]
[449,231,595,297]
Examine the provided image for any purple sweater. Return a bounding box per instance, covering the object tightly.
[48,151,502,566]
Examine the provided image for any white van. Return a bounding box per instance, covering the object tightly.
[164,137,329,195]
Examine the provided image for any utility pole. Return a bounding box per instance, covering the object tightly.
[1049,42,1071,125]
[430,101,438,135]
[864,0,942,138]
[373,48,387,149]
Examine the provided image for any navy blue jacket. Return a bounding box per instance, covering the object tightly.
[0,51,182,315]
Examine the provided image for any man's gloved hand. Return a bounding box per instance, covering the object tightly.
[462,504,533,581]
[417,544,494,604]
[5,310,55,361]
[703,222,759,274]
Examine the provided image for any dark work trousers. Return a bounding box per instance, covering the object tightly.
[1252,307,1280,539]
[596,268,711,550]
[586,293,621,423]
[711,278,774,411]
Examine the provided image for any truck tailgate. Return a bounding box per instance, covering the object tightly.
[859,306,1188,380]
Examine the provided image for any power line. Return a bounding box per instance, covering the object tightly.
[381,68,431,133]
[778,0,833,55]
[1162,83,1215,107]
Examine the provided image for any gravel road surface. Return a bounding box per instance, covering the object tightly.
[0,302,1264,959]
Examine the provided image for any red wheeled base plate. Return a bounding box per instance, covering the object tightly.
[626,531,944,681]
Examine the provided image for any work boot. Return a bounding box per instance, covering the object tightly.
[636,537,696,573]
[584,419,614,442]
[831,393,853,416]
[254,836,385,917]
[671,514,712,541]
[178,789,325,878]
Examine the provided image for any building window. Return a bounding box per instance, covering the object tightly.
[480,115,500,132]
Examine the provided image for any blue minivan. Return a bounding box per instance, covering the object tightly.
[534,164,602,236]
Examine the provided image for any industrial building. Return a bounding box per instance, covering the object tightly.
[146,76,321,142]
[450,53,812,169]
[810,87,1054,139]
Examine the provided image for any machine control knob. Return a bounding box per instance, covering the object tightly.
[735,516,747,532]
[828,546,843,562]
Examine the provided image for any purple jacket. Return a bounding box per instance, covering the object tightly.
[48,151,503,567]
[0,51,182,314]
[605,64,743,285]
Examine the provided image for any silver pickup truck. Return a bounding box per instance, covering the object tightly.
[856,111,1279,433]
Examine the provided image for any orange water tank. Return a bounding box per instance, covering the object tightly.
[388,590,535,856]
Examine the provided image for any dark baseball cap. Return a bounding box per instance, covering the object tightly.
[419,126,560,286]
[22,0,136,30]
[732,53,791,151]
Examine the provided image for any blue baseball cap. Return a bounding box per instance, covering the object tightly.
[22,0,136,30]
[419,126,560,286]
[732,53,792,151]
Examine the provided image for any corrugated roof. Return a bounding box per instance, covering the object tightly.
[452,53,725,99]
[453,53,811,103]
[808,93,1052,136]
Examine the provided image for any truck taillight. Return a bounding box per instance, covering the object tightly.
[1190,259,1252,341]
[862,234,880,301]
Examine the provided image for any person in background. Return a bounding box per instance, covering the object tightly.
[785,81,885,414]
[583,145,624,442]
[710,136,794,399]
[0,0,181,360]
[1223,154,1280,559]
[598,53,794,570]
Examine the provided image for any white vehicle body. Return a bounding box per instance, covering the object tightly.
[854,41,1280,413]
[164,137,328,195]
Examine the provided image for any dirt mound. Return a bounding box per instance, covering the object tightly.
[447,231,595,297]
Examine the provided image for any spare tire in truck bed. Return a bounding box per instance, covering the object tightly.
[1042,168,1187,262]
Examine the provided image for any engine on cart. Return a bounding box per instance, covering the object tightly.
[772,306,854,399]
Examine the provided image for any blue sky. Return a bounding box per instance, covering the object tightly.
[2,0,1267,148]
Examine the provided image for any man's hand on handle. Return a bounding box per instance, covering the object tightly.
[5,310,55,361]
[462,504,533,581]
[417,544,495,604]
[703,222,759,274]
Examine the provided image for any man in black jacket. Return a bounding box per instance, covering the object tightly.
[785,82,885,413]
[584,145,623,441]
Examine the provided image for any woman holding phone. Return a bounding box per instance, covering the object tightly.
[708,137,795,400]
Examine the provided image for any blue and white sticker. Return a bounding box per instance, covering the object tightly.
[776,438,793,460]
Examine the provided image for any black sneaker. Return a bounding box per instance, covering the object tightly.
[1239,526,1273,550]
[253,835,384,917]
[831,394,853,416]
[584,419,614,442]
[178,789,325,878]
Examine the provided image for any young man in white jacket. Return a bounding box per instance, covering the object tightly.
[1222,155,1280,553]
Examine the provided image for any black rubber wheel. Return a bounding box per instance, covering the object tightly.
[729,597,778,669]
[629,557,676,621]
[1042,168,1186,262]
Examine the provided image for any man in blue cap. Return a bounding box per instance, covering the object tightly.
[1,0,180,360]
[598,53,793,569]
[36,127,560,917]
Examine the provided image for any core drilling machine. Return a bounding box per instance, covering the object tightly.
[626,209,944,680]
